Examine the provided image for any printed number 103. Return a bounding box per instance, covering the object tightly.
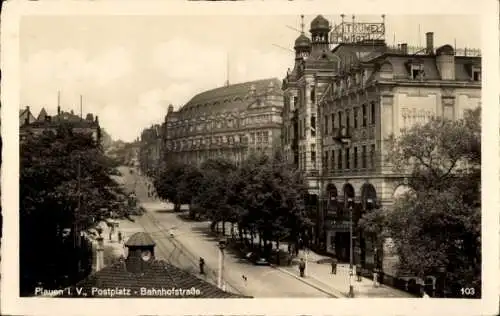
[460,288,475,296]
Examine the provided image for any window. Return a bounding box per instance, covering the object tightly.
[410,64,424,80]
[346,110,350,128]
[338,111,343,128]
[362,104,367,127]
[250,133,255,144]
[324,115,329,135]
[331,150,335,170]
[353,147,358,169]
[337,149,342,169]
[311,144,316,169]
[311,86,316,103]
[411,68,420,80]
[331,113,336,131]
[370,144,376,168]
[354,107,359,128]
[299,120,302,139]
[370,102,376,125]
[472,69,481,81]
[345,148,350,169]
[303,118,306,138]
[263,131,269,143]
[325,151,329,169]
[362,145,367,168]
[311,116,316,137]
[293,96,298,108]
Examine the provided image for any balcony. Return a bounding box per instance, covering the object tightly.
[331,127,352,144]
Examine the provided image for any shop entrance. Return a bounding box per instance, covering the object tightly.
[335,232,350,263]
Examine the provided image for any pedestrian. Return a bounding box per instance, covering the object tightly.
[299,258,306,277]
[287,243,291,254]
[109,230,112,241]
[331,257,338,275]
[118,231,122,243]
[420,286,430,298]
[199,257,205,275]
[356,263,362,282]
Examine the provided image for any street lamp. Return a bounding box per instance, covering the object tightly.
[218,237,227,291]
[437,266,447,298]
[347,197,355,298]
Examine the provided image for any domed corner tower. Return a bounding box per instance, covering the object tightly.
[310,15,331,54]
[294,33,312,61]
[294,15,312,61]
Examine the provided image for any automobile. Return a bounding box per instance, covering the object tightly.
[245,252,270,266]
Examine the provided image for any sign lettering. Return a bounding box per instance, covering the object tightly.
[330,22,385,44]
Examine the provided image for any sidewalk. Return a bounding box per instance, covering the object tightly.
[273,253,415,298]
[89,217,146,270]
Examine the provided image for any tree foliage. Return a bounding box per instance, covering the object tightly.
[20,126,131,295]
[359,108,481,297]
[153,151,312,257]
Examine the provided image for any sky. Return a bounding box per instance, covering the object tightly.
[20,14,481,142]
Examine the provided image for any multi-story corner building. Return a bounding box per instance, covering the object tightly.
[163,78,283,166]
[139,124,163,175]
[282,15,481,277]
[20,106,101,142]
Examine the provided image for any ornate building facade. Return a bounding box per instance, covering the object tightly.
[164,78,283,165]
[282,15,481,276]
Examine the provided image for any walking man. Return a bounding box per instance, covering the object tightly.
[299,258,306,277]
[199,257,205,275]
[118,231,122,243]
[356,263,362,282]
[331,257,338,275]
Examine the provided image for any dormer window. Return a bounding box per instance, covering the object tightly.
[472,67,481,81]
[409,63,424,80]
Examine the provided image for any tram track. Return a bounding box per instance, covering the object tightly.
[135,206,245,296]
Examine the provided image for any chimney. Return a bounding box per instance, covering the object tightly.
[57,106,61,115]
[70,110,74,115]
[95,116,99,124]
[401,43,408,55]
[95,236,105,272]
[426,32,434,55]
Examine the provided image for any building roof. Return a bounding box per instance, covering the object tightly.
[125,232,156,247]
[176,78,282,118]
[37,108,48,121]
[24,109,99,129]
[310,15,330,31]
[294,34,311,49]
[61,259,249,298]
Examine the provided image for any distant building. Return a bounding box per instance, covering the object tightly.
[139,124,163,175]
[282,15,481,275]
[61,232,247,298]
[20,106,101,142]
[163,78,283,166]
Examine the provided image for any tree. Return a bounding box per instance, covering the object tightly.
[191,152,311,263]
[154,160,202,212]
[359,108,481,297]
[20,126,130,295]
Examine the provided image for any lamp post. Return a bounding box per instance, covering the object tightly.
[437,266,447,298]
[218,237,227,291]
[347,197,355,297]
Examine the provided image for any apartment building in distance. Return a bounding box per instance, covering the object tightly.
[163,78,283,166]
